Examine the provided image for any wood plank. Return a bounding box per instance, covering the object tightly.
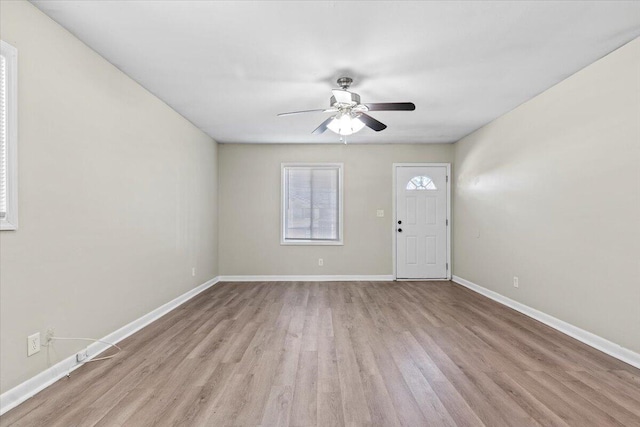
[289,351,318,426]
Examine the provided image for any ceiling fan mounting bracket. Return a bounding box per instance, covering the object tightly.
[336,77,353,90]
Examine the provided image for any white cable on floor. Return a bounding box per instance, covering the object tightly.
[48,337,122,362]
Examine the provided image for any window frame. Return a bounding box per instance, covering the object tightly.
[1,40,18,231]
[281,162,344,246]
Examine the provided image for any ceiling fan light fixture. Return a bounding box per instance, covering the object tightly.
[327,114,365,136]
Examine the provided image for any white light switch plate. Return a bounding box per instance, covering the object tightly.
[376,210,384,217]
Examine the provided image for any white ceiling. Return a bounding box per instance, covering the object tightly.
[31,1,640,144]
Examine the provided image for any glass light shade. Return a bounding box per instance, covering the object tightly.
[327,114,365,136]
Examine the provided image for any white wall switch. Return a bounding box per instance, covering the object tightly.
[191,267,196,277]
[27,333,41,356]
[513,276,519,288]
[318,258,323,266]
[376,209,384,217]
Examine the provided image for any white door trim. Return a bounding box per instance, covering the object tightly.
[392,163,451,281]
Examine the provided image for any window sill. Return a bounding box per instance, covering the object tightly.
[0,220,18,231]
[281,240,343,246]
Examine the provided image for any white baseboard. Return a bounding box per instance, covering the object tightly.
[451,275,640,370]
[0,276,221,416]
[218,275,394,282]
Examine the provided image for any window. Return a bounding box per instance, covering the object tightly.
[1,41,18,230]
[281,163,343,245]
[406,175,436,190]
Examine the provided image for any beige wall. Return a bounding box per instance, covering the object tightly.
[219,143,453,276]
[0,1,218,393]
[453,38,640,353]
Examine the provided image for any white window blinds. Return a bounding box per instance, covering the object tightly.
[282,164,343,244]
[1,40,17,230]
[0,51,7,219]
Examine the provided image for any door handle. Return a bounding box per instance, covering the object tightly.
[397,228,403,232]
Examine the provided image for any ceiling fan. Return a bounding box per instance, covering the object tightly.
[278,77,415,137]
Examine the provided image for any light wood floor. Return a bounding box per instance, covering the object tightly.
[2,281,639,426]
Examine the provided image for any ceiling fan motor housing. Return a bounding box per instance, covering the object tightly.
[330,91,361,108]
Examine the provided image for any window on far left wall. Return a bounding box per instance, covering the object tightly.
[0,40,18,230]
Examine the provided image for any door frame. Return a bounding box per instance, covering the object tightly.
[392,163,451,281]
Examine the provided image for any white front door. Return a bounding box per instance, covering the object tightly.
[396,165,448,279]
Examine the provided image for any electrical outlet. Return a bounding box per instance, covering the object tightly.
[76,349,89,362]
[191,267,196,277]
[513,276,519,288]
[318,258,323,266]
[27,333,41,356]
[376,209,384,217]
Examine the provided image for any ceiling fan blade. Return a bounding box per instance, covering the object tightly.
[278,109,326,117]
[312,117,334,134]
[278,108,339,117]
[364,102,416,111]
[359,113,387,132]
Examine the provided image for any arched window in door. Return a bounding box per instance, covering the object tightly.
[406,176,437,190]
